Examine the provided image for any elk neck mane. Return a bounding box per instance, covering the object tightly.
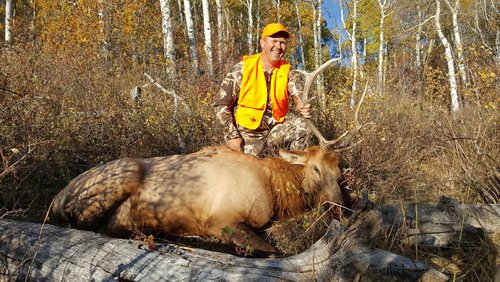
[262,158,307,221]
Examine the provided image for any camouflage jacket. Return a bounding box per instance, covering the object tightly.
[214,60,304,141]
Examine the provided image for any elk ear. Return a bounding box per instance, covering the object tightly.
[278,150,307,165]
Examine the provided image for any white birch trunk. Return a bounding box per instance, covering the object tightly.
[383,45,388,90]
[202,0,213,75]
[350,0,359,107]
[415,5,423,69]
[337,3,344,62]
[444,0,467,85]
[435,0,460,112]
[316,0,323,68]
[239,0,254,54]
[316,0,324,105]
[5,0,13,44]
[183,0,200,74]
[243,0,254,54]
[256,0,261,48]
[497,30,500,64]
[312,4,319,70]
[177,0,184,23]
[216,0,224,70]
[309,1,325,106]
[339,0,358,107]
[30,0,36,34]
[377,0,387,96]
[294,1,306,69]
[160,0,176,75]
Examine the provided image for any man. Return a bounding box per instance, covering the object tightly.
[214,23,312,157]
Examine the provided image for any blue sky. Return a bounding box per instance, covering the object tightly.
[322,1,342,30]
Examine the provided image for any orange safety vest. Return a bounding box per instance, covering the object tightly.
[235,53,291,130]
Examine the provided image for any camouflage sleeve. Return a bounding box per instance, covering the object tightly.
[214,62,243,141]
[288,69,305,107]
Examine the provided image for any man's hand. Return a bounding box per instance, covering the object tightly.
[296,101,312,118]
[225,137,244,152]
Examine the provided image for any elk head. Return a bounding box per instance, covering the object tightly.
[279,147,343,207]
[292,59,371,208]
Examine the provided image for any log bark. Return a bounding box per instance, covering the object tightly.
[0,197,497,281]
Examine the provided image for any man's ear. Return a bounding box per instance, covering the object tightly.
[278,150,307,165]
[260,38,265,49]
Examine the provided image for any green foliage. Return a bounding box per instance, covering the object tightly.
[221,226,234,237]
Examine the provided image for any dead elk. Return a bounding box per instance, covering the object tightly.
[51,146,343,253]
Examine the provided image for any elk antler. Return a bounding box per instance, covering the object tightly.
[296,59,370,150]
[296,58,340,104]
[331,82,372,152]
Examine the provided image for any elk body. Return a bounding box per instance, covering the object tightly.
[51,146,343,253]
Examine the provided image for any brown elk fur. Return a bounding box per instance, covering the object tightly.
[264,159,306,220]
[51,146,343,253]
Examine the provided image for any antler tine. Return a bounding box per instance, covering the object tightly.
[314,82,371,150]
[331,82,372,152]
[296,58,340,103]
[353,81,369,131]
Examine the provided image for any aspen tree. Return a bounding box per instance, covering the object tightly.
[5,0,13,44]
[435,0,460,112]
[202,0,214,75]
[183,0,200,74]
[160,0,176,76]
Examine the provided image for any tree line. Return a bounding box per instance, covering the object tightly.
[1,0,498,112]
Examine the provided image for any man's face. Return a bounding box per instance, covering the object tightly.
[260,35,288,67]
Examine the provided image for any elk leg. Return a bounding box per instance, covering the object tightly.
[223,223,278,254]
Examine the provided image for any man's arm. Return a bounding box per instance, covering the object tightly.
[214,62,244,150]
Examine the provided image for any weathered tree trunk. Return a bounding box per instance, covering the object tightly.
[339,0,359,108]
[5,0,13,45]
[377,0,393,96]
[435,0,460,112]
[1,197,498,281]
[255,0,261,48]
[444,0,467,86]
[183,0,199,74]
[241,0,254,54]
[315,0,325,107]
[160,0,176,76]
[216,0,224,72]
[350,0,359,108]
[201,0,213,76]
[294,1,306,69]
[415,4,423,69]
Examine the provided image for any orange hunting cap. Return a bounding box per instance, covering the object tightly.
[261,23,290,39]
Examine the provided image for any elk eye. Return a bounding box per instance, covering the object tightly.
[313,165,321,176]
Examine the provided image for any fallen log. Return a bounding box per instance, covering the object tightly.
[0,198,497,281]
[378,196,500,247]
